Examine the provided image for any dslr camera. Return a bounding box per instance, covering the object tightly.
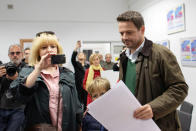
[1,62,17,77]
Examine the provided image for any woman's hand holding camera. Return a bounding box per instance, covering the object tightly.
[35,53,54,72]
[25,53,55,88]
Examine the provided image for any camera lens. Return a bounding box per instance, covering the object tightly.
[5,62,17,77]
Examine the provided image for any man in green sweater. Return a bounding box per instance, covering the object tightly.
[117,10,188,131]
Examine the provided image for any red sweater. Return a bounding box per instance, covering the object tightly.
[83,69,101,105]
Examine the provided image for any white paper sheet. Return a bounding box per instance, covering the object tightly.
[101,70,119,88]
[87,81,160,131]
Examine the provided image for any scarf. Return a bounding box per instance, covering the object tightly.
[86,64,103,91]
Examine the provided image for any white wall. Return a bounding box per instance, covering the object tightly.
[0,0,128,69]
[128,0,196,130]
[0,22,120,68]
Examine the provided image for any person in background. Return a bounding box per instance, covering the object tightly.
[0,61,2,65]
[10,32,83,131]
[83,53,103,105]
[0,44,26,131]
[113,46,127,71]
[82,77,110,131]
[117,10,188,131]
[22,47,30,64]
[71,40,89,110]
[98,54,104,67]
[101,53,114,70]
[112,58,120,71]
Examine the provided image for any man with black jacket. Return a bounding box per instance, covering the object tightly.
[71,41,89,110]
[0,44,26,131]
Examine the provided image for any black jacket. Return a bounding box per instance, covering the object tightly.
[10,66,83,131]
[71,51,89,104]
[0,61,26,109]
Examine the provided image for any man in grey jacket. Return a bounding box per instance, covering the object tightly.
[117,10,188,131]
[0,44,26,131]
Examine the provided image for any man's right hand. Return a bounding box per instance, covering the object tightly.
[0,66,6,77]
[133,104,153,120]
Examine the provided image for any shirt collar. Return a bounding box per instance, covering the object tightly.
[125,39,145,62]
[41,66,59,78]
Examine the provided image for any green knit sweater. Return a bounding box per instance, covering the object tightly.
[125,59,136,94]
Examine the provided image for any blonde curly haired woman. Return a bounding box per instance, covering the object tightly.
[83,53,103,105]
[10,32,83,131]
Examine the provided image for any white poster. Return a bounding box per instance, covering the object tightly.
[181,37,196,66]
[167,4,185,34]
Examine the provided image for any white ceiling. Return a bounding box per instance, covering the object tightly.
[0,0,164,22]
[0,0,129,22]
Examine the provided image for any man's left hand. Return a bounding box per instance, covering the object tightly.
[133,104,153,120]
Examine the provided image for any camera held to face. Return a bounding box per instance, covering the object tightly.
[1,62,18,77]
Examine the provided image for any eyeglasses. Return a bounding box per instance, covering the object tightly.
[10,52,21,55]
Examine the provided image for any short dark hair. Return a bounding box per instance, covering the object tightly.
[117,11,144,30]
[24,47,30,51]
[36,31,55,37]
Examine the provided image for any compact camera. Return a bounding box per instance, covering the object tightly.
[51,54,66,64]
